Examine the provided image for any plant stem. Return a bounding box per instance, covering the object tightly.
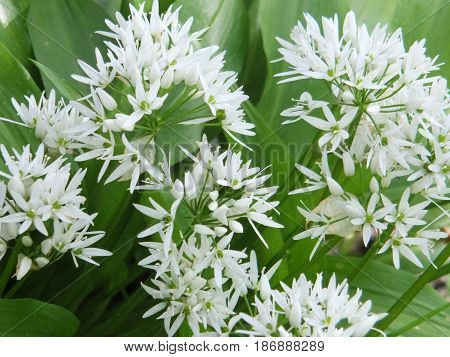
[0,241,21,297]
[4,275,29,298]
[426,262,450,282]
[368,243,450,336]
[387,302,450,337]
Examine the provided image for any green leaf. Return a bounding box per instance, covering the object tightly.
[174,0,249,73]
[0,298,79,336]
[27,0,110,96]
[0,0,33,71]
[94,0,122,18]
[156,124,203,164]
[30,59,83,101]
[0,43,39,149]
[240,0,267,102]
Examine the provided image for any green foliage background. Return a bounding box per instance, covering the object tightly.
[0,0,448,336]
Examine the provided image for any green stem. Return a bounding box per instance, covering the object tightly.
[368,243,450,336]
[426,262,450,282]
[0,241,21,297]
[243,295,254,316]
[388,302,450,337]
[4,275,29,298]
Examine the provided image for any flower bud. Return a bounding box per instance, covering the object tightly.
[21,235,33,247]
[259,275,271,301]
[229,220,243,233]
[171,179,184,199]
[370,177,380,193]
[343,11,357,41]
[342,152,355,176]
[214,227,228,237]
[7,177,26,197]
[342,90,354,102]
[326,177,344,196]
[4,223,19,240]
[209,191,219,201]
[366,103,380,115]
[184,172,197,200]
[208,201,218,211]
[16,254,32,280]
[161,67,174,89]
[381,176,391,189]
[149,63,162,83]
[35,257,49,268]
[41,239,53,255]
[194,224,215,236]
[97,88,117,111]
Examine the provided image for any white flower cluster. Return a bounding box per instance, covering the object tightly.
[140,237,279,336]
[136,137,382,336]
[239,273,385,337]
[10,1,254,194]
[277,12,449,268]
[11,90,101,156]
[0,145,110,279]
[135,135,283,249]
[136,136,283,335]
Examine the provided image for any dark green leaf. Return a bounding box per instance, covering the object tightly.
[94,0,122,18]
[27,0,110,96]
[174,0,249,73]
[0,298,79,336]
[0,43,39,149]
[30,59,83,101]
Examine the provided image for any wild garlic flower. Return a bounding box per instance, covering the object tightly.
[238,273,385,337]
[7,1,253,193]
[292,161,446,268]
[135,135,283,249]
[11,90,102,156]
[0,145,110,280]
[140,233,241,336]
[277,10,449,191]
[278,12,448,269]
[139,226,283,337]
[64,1,252,191]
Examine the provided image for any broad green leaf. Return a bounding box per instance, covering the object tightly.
[94,0,122,18]
[0,0,33,71]
[0,298,79,336]
[240,0,267,102]
[155,125,203,165]
[27,0,110,96]
[0,43,39,149]
[174,0,249,73]
[30,59,83,101]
